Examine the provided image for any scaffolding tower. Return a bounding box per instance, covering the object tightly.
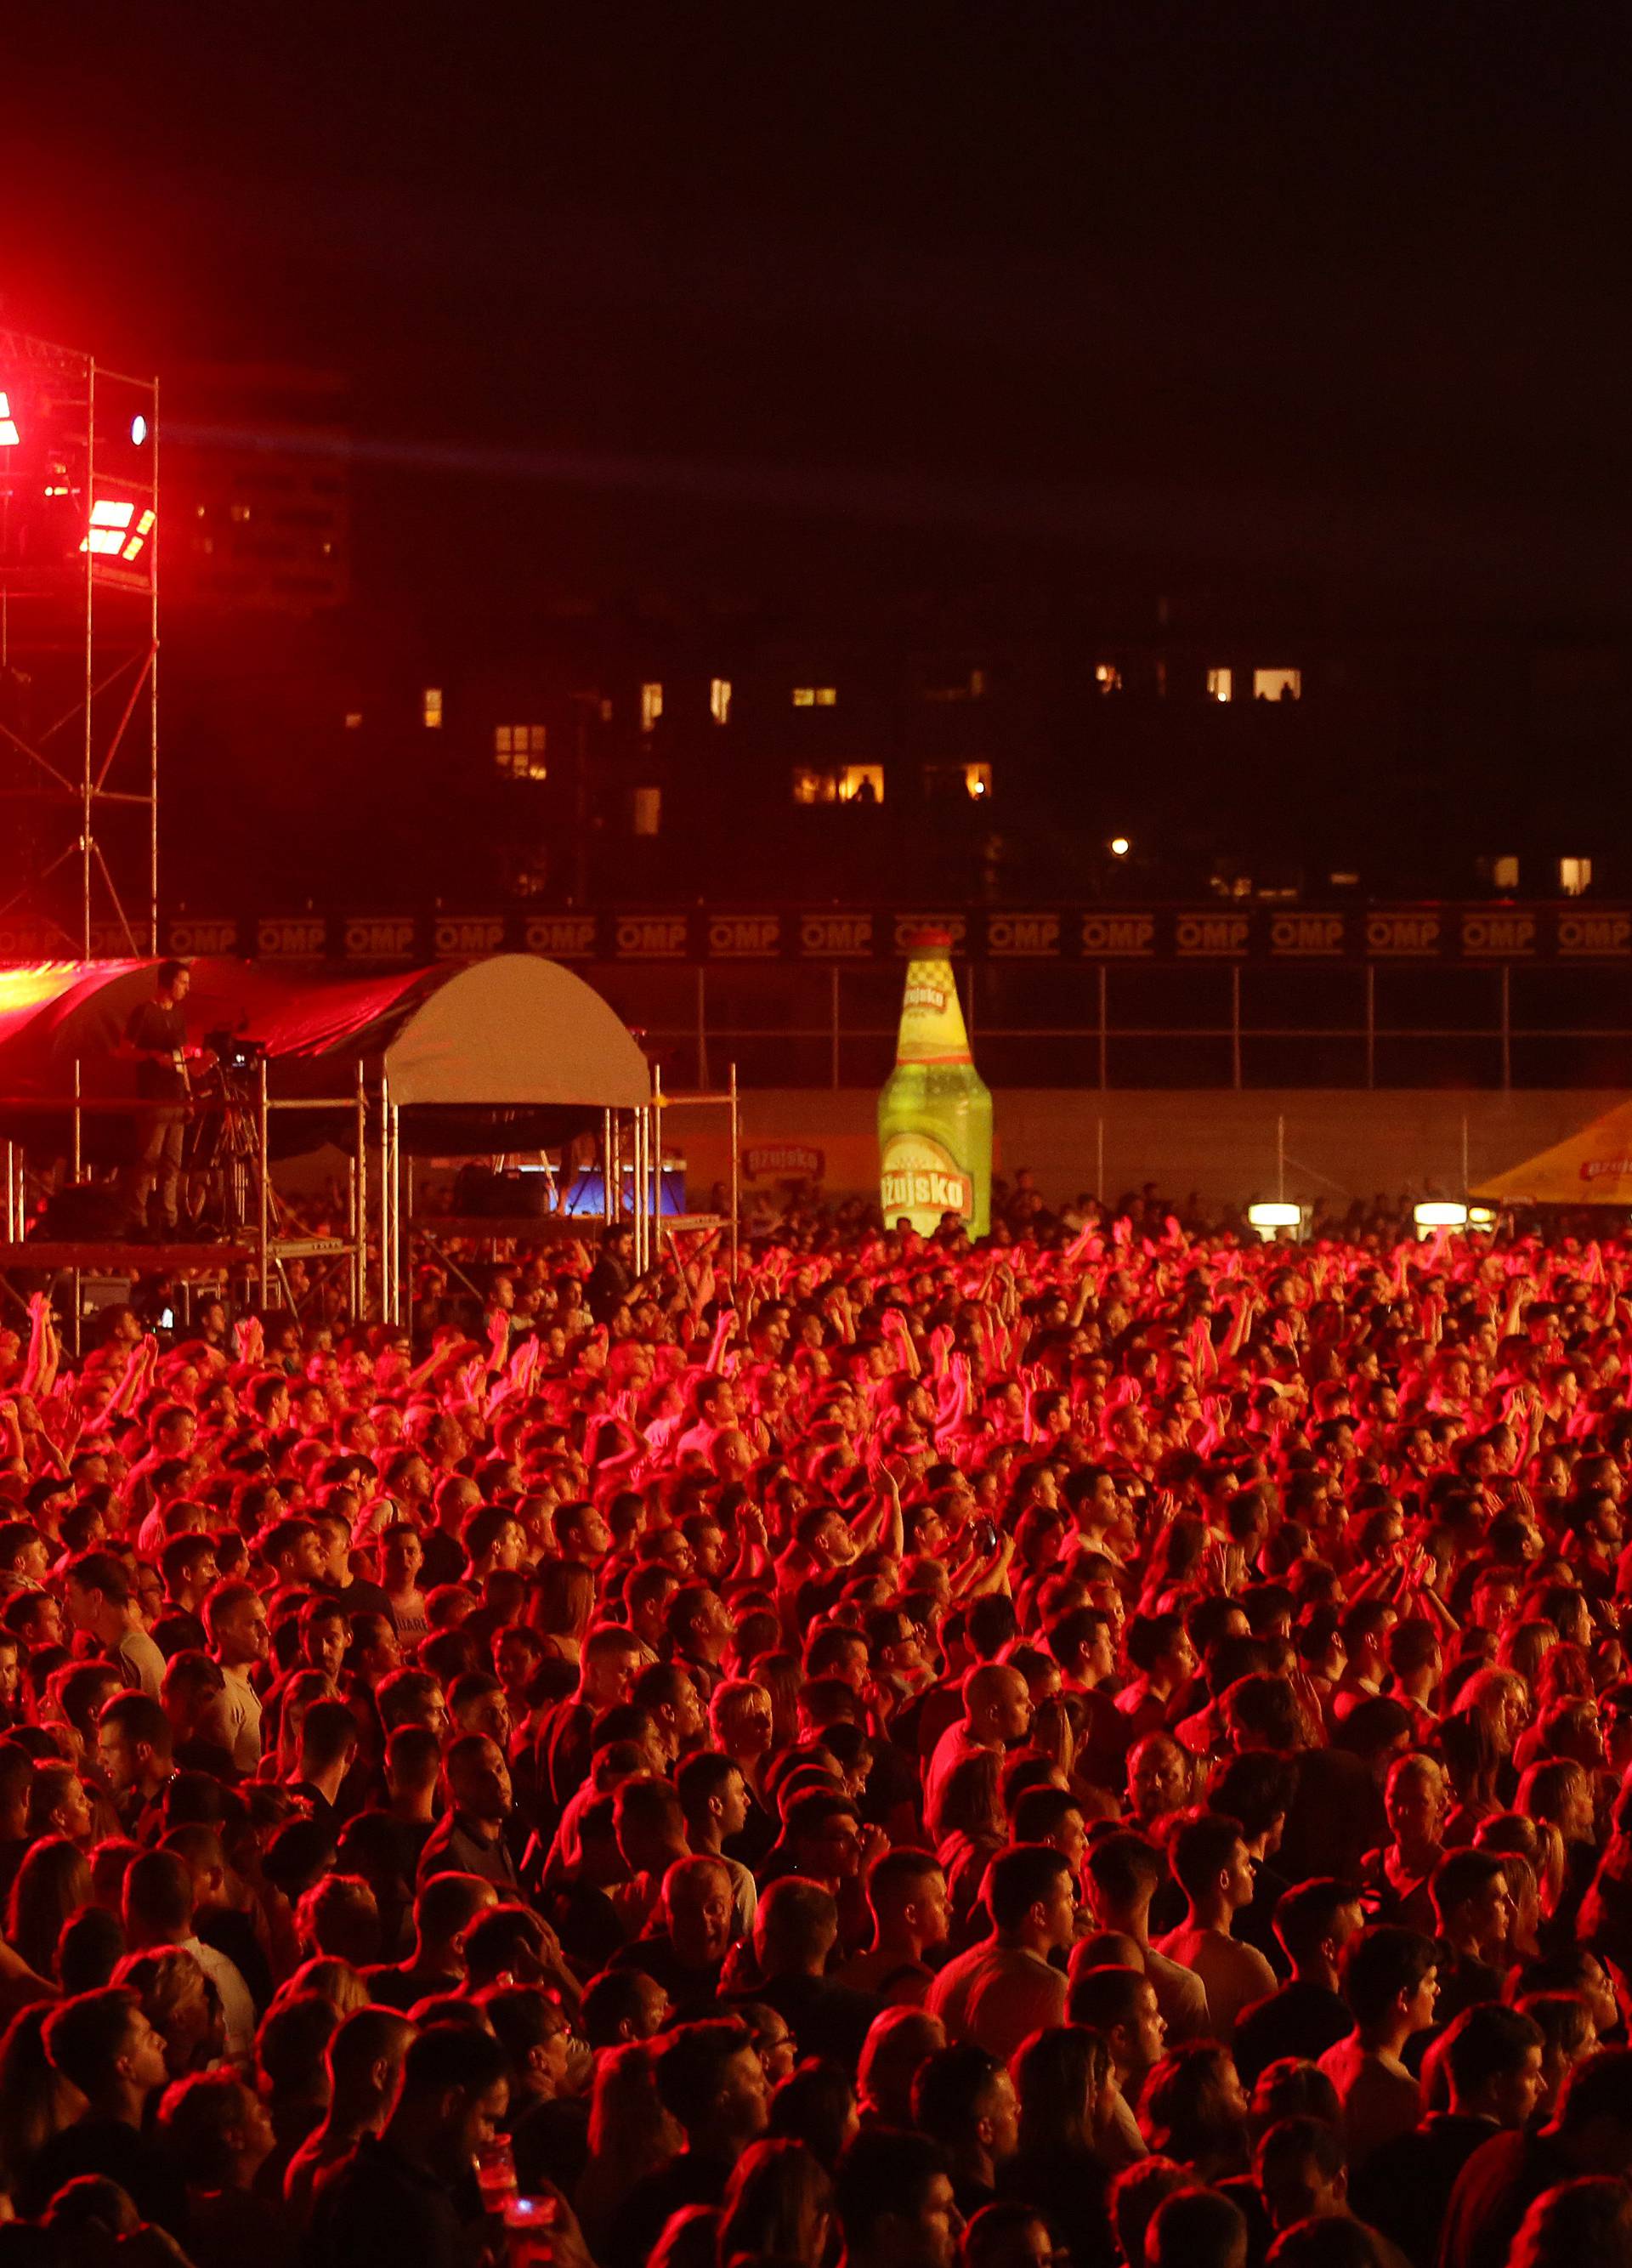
[0,329,159,957]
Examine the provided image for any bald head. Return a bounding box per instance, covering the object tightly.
[964,1663,1033,1746]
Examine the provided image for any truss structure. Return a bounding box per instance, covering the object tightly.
[0,329,159,956]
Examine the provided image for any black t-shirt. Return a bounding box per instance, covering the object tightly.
[126,1000,188,1100]
[21,2114,190,2235]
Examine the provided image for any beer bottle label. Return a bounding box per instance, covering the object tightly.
[881,1130,975,1222]
[893,961,973,1064]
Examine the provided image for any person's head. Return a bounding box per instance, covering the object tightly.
[444,1732,512,1825]
[296,1873,381,1969]
[95,1692,173,1800]
[204,1579,270,1670]
[719,2135,835,2268]
[1146,2186,1250,2268]
[581,1966,672,2049]
[1550,2047,1632,2167]
[480,1982,572,2104]
[756,1876,842,1980]
[9,1834,93,1976]
[1510,2177,1632,2268]
[963,1662,1034,1748]
[779,1787,865,1885]
[1250,2058,1340,2138]
[1255,2116,1347,2231]
[324,2002,416,2123]
[1430,1848,1513,1959]
[113,1948,224,2078]
[985,1845,1077,1951]
[1517,1993,1600,2108]
[1110,2157,1193,2268]
[122,1846,195,1952]
[57,1903,126,1996]
[615,1773,689,1876]
[1441,2003,1545,2128]
[388,2020,509,2180]
[1340,1927,1439,2043]
[1271,1880,1365,1993]
[43,1984,169,2114]
[835,2127,962,2268]
[156,2067,275,2190]
[1068,1963,1166,2080]
[412,1871,499,1965]
[663,1854,736,1968]
[26,1760,94,1847]
[1140,2044,1250,2170]
[962,2202,1059,2268]
[1011,2022,1113,2157]
[1170,1812,1255,1917]
[856,2005,946,2125]
[1128,1733,1191,1824]
[768,2055,860,2169]
[297,1695,360,1786]
[865,1847,952,1957]
[912,2043,1019,2174]
[1084,1829,1164,1929]
[654,2016,771,2153]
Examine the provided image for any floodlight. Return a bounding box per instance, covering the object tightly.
[1414,1201,1469,1235]
[1247,1201,1303,1240]
[0,394,17,448]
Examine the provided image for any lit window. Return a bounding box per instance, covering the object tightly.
[1094,664,1122,694]
[1560,856,1592,896]
[344,712,363,730]
[923,763,993,801]
[791,766,834,804]
[1207,668,1232,702]
[631,786,661,836]
[792,686,838,707]
[494,724,547,780]
[837,764,883,802]
[969,667,986,698]
[422,688,443,729]
[816,686,836,706]
[229,502,251,524]
[640,682,663,732]
[1253,667,1301,701]
[709,677,732,724]
[1491,855,1520,891]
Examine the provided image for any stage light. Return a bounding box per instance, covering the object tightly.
[0,394,17,448]
[78,498,154,562]
[130,414,148,446]
[81,497,133,555]
[1247,1201,1303,1239]
[1109,836,1130,858]
[1414,1200,1469,1237]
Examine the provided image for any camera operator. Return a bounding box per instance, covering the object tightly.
[122,959,197,1239]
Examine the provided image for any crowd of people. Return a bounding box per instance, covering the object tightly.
[0,1194,1629,2268]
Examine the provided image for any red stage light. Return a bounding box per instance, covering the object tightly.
[0,393,18,448]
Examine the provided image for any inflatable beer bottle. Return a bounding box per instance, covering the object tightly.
[878,929,992,1237]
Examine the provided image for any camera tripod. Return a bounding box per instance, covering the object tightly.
[184,1063,261,1230]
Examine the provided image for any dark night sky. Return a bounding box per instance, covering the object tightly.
[5,8,1632,611]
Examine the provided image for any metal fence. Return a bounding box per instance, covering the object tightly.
[581,958,1632,1092]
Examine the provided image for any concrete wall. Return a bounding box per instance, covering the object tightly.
[676,1089,1627,1212]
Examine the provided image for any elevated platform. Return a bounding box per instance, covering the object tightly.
[0,1239,251,1271]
